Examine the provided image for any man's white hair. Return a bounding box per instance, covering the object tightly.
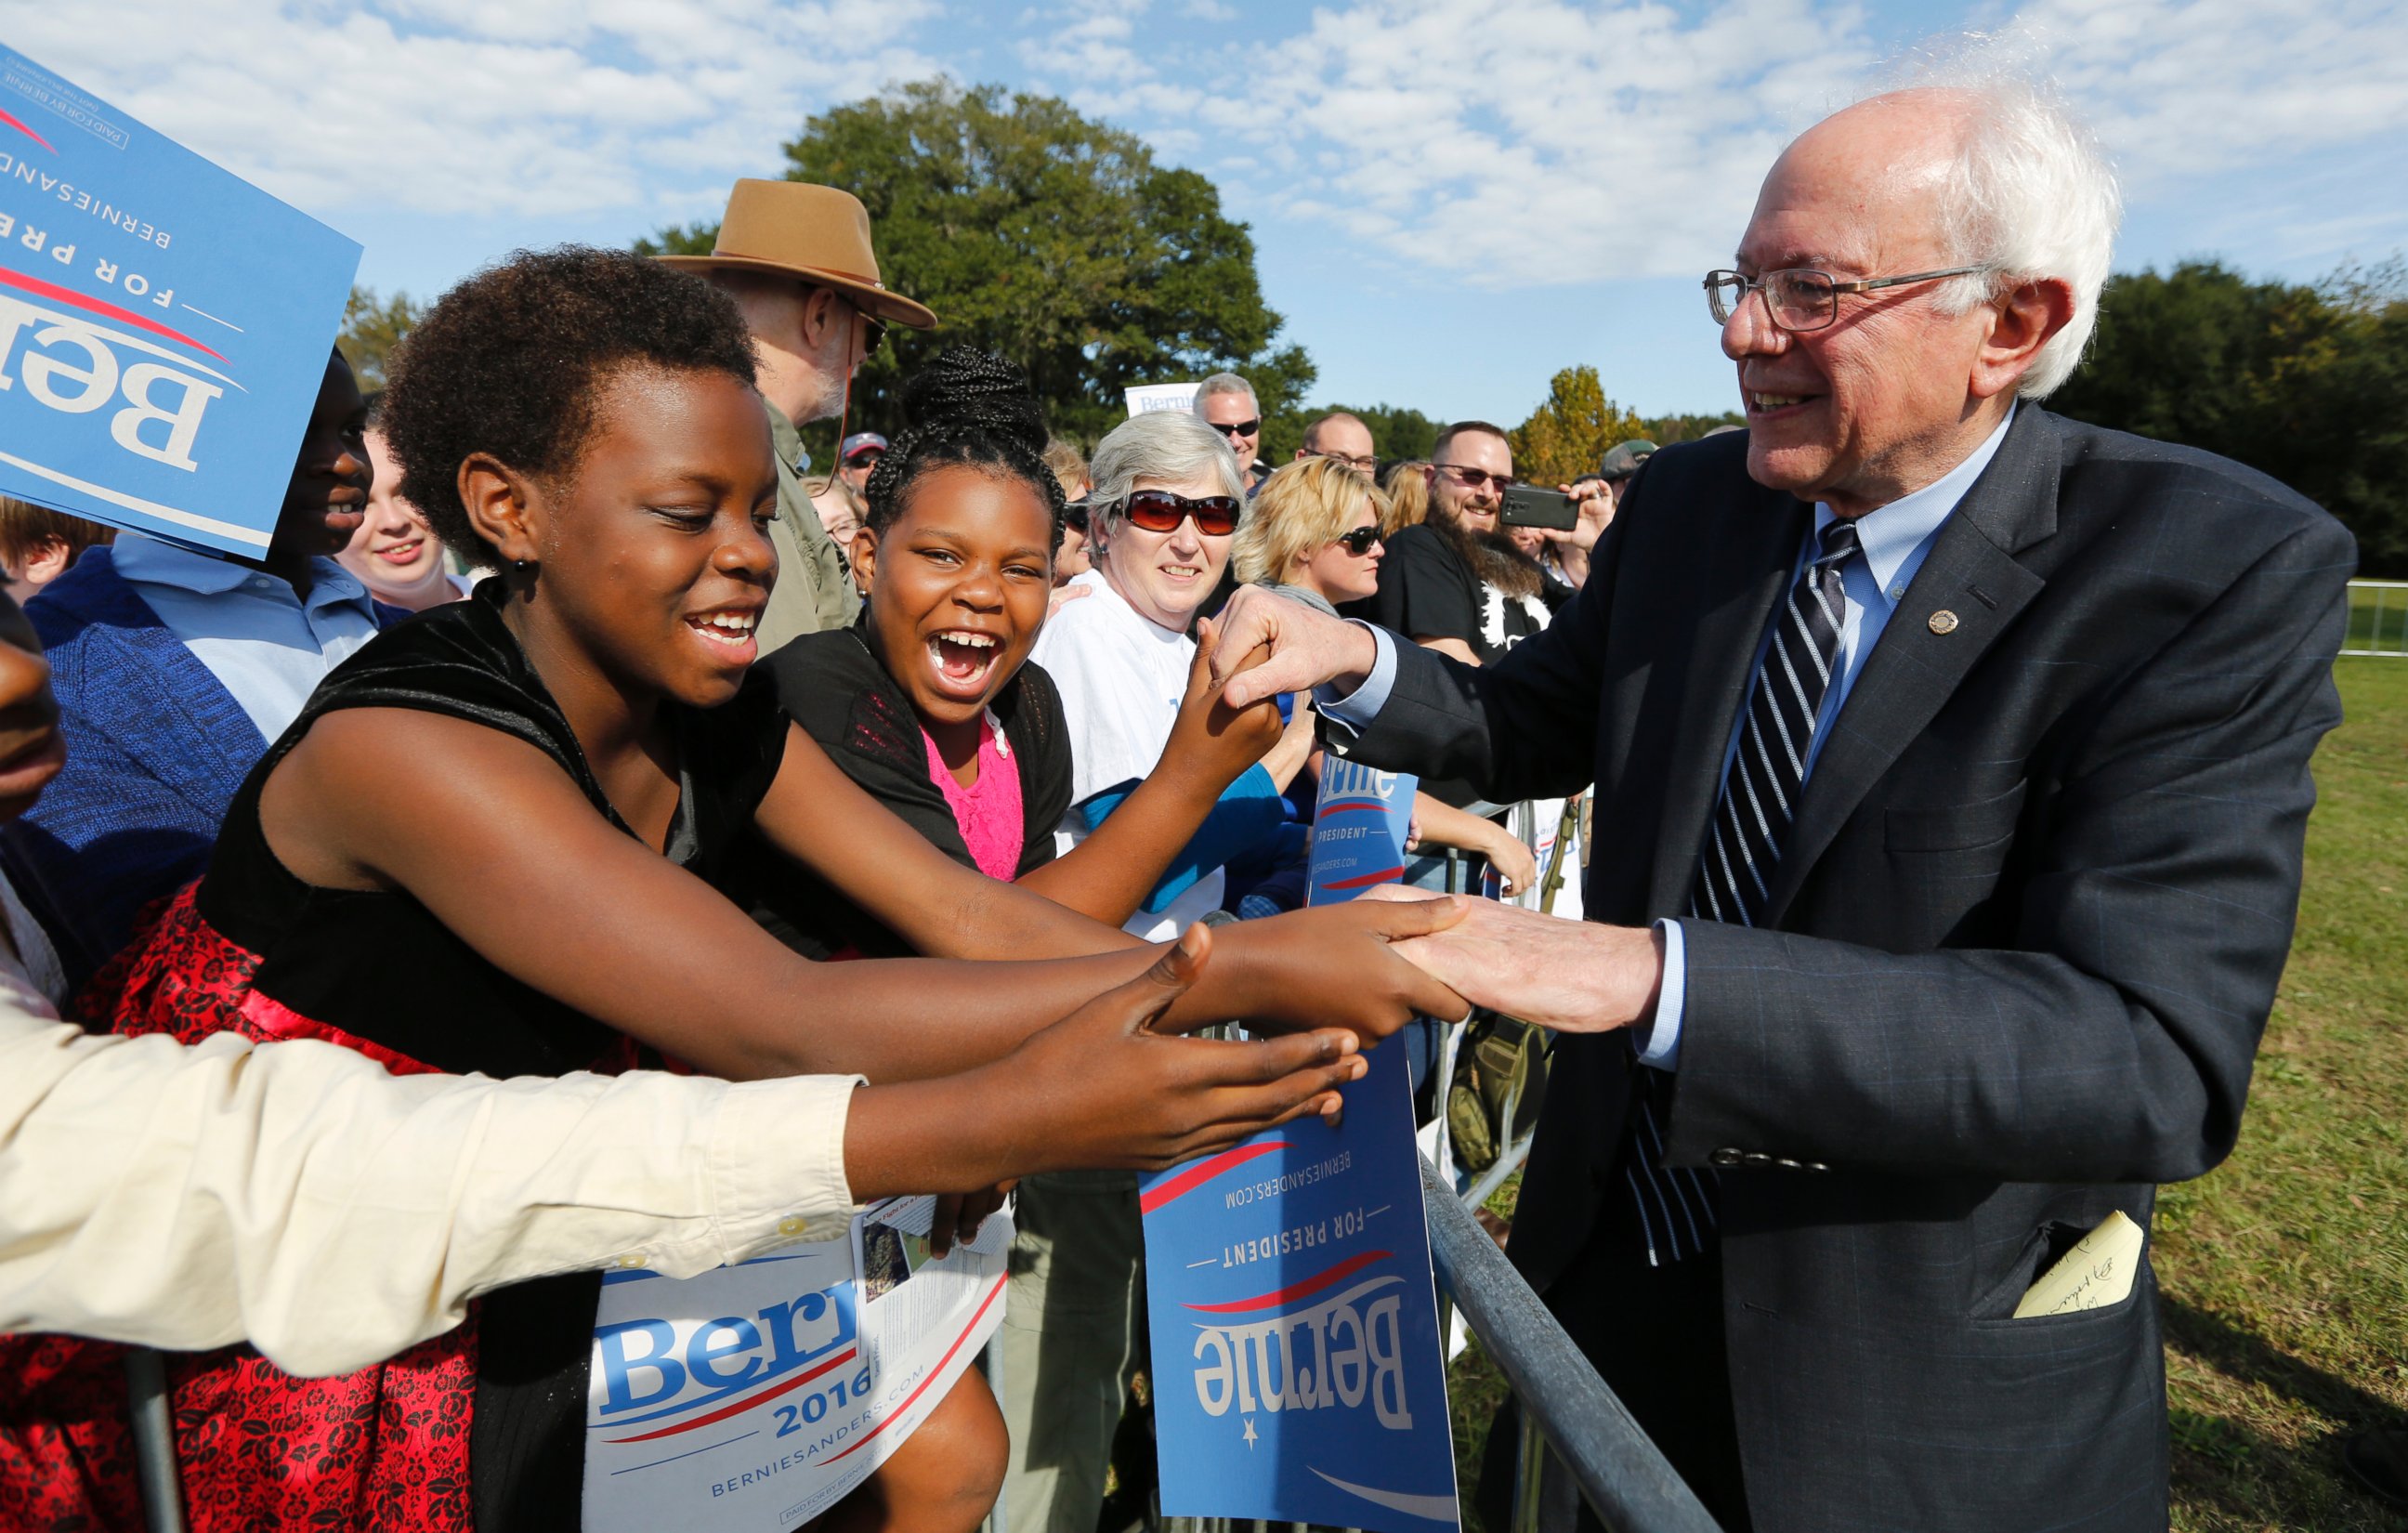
[1194,372,1258,410]
[1868,45,2123,398]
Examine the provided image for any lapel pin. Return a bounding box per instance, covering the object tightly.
[1928,609,1960,635]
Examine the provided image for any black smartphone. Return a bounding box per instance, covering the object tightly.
[1498,484,1577,531]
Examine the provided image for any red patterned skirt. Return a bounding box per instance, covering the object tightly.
[0,885,479,1532]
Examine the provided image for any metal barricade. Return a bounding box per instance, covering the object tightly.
[1420,1159,1721,1533]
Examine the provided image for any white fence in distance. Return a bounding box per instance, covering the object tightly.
[2343,580,2408,658]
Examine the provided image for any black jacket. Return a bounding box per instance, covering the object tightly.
[1325,409,2355,1532]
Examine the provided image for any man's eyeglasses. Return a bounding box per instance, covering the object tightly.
[1702,266,1991,333]
[1208,417,1261,439]
[1119,489,1242,537]
[1315,450,1379,473]
[1432,462,1515,493]
[1334,526,1383,557]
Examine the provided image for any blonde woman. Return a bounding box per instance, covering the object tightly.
[1381,457,1431,529]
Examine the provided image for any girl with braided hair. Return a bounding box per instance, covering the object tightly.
[741,347,1307,958]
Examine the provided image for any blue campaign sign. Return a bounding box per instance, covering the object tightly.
[1137,754,1456,1532]
[1138,1046,1459,1532]
[0,45,360,557]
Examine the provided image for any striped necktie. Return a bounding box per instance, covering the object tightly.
[1625,518,1860,1265]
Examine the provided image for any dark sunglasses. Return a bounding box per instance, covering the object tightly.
[1335,526,1383,557]
[1119,489,1242,537]
[1432,462,1516,493]
[1064,501,1090,532]
[1210,417,1262,439]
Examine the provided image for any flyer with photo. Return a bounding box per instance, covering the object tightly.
[582,1199,1010,1533]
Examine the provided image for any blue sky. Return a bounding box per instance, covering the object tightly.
[8,0,2403,423]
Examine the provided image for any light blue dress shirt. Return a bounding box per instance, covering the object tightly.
[111,533,382,745]
[1317,407,2018,1067]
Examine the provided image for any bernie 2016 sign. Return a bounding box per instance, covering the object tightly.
[1138,756,1459,1532]
[0,45,359,557]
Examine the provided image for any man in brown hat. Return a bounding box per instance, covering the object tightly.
[660,179,937,650]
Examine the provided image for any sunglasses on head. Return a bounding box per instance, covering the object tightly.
[1335,526,1383,557]
[1119,489,1242,537]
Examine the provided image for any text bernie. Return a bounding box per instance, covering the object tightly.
[0,291,224,471]
[1190,1275,1413,1429]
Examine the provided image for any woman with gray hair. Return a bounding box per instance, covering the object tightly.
[1030,410,1312,935]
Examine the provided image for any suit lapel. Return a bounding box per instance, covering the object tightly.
[1645,488,1813,916]
[1761,409,2062,924]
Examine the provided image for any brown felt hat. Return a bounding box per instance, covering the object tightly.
[657,179,937,331]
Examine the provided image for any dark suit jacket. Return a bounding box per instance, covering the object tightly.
[1324,409,2354,1532]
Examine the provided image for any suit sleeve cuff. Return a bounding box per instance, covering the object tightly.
[1632,918,1685,1069]
[1314,623,1396,727]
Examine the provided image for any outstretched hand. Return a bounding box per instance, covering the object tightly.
[1189,893,1472,1041]
[1166,616,1287,790]
[1210,586,1381,711]
[1355,885,1665,1035]
[992,923,1375,1173]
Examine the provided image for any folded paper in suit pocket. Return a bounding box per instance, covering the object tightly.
[2013,1210,2142,1318]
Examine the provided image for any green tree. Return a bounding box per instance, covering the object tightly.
[2052,258,2408,575]
[1642,409,1746,445]
[1508,365,1646,485]
[1259,401,1443,465]
[337,286,424,391]
[645,81,1313,451]
[631,223,717,258]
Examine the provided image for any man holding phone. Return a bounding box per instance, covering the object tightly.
[1344,420,1604,666]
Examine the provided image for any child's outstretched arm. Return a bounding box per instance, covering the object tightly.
[264,708,1467,1082]
[1016,617,1286,924]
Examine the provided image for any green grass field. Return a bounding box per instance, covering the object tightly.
[1447,658,2408,1532]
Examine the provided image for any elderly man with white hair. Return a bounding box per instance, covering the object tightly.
[1210,69,2355,1532]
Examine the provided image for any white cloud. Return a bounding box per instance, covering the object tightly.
[7,0,2400,300]
[1025,0,2408,289]
[0,0,946,223]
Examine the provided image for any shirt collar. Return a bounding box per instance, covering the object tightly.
[113,531,374,610]
[763,401,810,475]
[1814,402,2017,596]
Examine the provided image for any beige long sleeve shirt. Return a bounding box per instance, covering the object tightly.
[0,999,862,1379]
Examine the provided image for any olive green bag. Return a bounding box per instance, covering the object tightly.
[1446,1012,1549,1175]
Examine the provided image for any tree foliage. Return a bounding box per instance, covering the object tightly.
[2051,258,2408,574]
[1508,365,1648,484]
[1259,400,1444,465]
[644,80,1313,451]
[337,286,425,392]
[1642,409,1746,445]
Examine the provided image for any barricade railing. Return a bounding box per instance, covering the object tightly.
[1419,1158,1721,1533]
[2343,579,2408,657]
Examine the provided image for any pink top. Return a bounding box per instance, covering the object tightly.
[922,712,1025,881]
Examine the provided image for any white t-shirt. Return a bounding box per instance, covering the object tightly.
[1028,569,1224,938]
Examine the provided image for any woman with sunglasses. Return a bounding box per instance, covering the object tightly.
[1029,410,1314,941]
[1232,459,1540,902]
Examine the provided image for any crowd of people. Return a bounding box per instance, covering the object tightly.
[0,52,2367,1533]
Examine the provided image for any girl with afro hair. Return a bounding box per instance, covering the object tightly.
[5,248,1466,1533]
